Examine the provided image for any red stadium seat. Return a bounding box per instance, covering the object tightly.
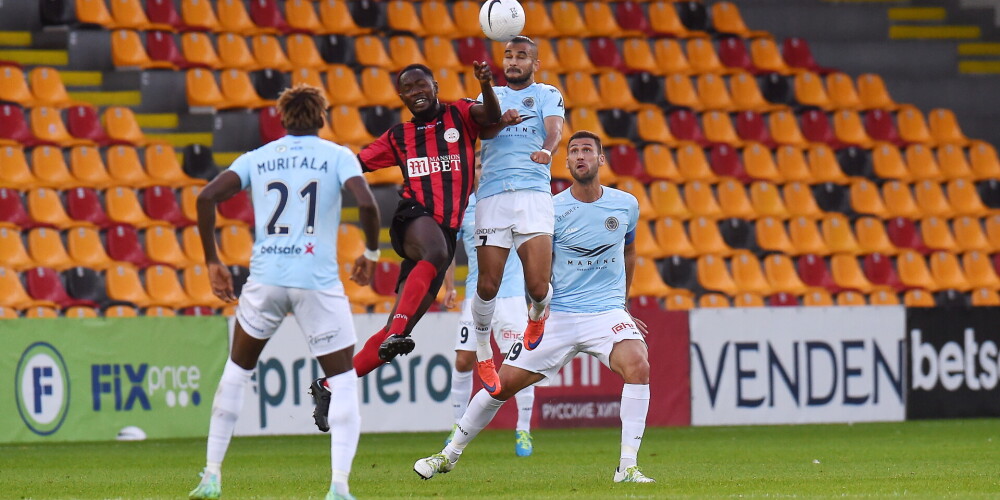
[863,252,907,292]
[782,37,836,75]
[218,190,254,226]
[372,260,401,296]
[144,185,195,227]
[797,253,842,293]
[65,187,114,228]
[25,266,98,309]
[250,0,291,34]
[66,105,115,146]
[668,109,709,146]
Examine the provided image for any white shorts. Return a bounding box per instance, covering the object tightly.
[504,309,644,382]
[235,279,357,357]
[474,190,554,250]
[454,296,529,352]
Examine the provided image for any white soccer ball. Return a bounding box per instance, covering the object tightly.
[479,0,526,42]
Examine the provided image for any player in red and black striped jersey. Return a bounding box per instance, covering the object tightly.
[351,62,502,377]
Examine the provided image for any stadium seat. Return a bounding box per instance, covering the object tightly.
[717,179,755,219]
[622,39,659,74]
[665,293,695,310]
[971,288,1000,306]
[709,144,749,182]
[28,227,77,270]
[566,72,602,109]
[388,36,428,72]
[0,66,38,107]
[103,106,150,145]
[26,266,98,309]
[216,0,261,35]
[746,182,786,219]
[821,214,862,254]
[782,37,835,75]
[855,217,898,255]
[588,37,625,72]
[285,0,323,34]
[218,224,252,267]
[0,187,43,228]
[782,182,823,219]
[104,263,153,307]
[711,1,768,38]
[793,72,833,110]
[947,179,988,217]
[64,106,110,147]
[636,107,676,144]
[867,290,900,306]
[424,37,462,73]
[953,216,991,252]
[318,0,369,35]
[105,145,153,187]
[825,72,862,110]
[144,223,192,268]
[178,0,220,31]
[111,29,176,69]
[738,143,779,183]
[735,112,775,149]
[584,1,624,38]
[768,110,809,148]
[732,292,764,308]
[653,39,694,76]
[881,180,920,219]
[919,216,958,253]
[76,0,118,28]
[962,251,1000,289]
[355,35,394,69]
[871,144,910,181]
[654,217,697,257]
[217,69,273,109]
[218,190,254,226]
[928,108,969,146]
[143,185,193,227]
[812,182,851,215]
[690,217,734,256]
[28,188,81,229]
[970,141,1000,180]
[696,254,738,296]
[797,254,840,293]
[146,143,204,188]
[913,180,954,218]
[329,106,376,146]
[146,31,191,69]
[748,38,792,75]
[703,112,743,147]
[928,251,971,291]
[183,264,226,307]
[283,34,325,69]
[65,187,112,229]
[669,109,709,146]
[359,67,401,108]
[863,252,906,292]
[104,223,151,268]
[800,109,844,149]
[935,144,972,180]
[686,38,733,75]
[886,217,930,255]
[551,1,587,37]
[850,179,889,218]
[178,225,204,263]
[518,1,556,38]
[683,180,721,218]
[556,38,595,73]
[0,146,39,190]
[896,250,937,290]
[731,250,772,295]
[857,73,899,110]
[598,72,641,111]
[775,146,812,183]
[29,145,77,190]
[896,105,935,146]
[106,186,156,228]
[610,147,651,184]
[215,33,259,71]
[789,217,829,255]
[0,104,49,147]
[144,264,193,307]
[661,255,701,294]
[649,180,689,219]
[249,33,292,68]
[66,145,113,189]
[864,108,905,147]
[0,225,34,270]
[416,1,458,38]
[696,74,736,112]
[755,217,796,255]
[698,293,731,308]
[648,1,707,38]
[830,254,878,293]
[832,110,875,148]
[717,37,758,74]
[250,0,290,34]
[30,106,93,147]
[834,291,866,306]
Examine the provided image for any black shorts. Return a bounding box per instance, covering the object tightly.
[389,199,458,294]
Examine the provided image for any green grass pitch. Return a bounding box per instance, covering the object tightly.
[2,420,999,499]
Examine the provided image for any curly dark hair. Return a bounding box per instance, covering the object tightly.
[277,84,327,132]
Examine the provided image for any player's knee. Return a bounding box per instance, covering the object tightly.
[476,278,500,300]
[526,282,549,303]
[454,354,475,372]
[623,358,650,385]
[422,248,451,270]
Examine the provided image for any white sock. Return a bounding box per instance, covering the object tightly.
[205,359,253,474]
[471,292,497,361]
[450,368,473,424]
[619,383,650,469]
[327,369,360,494]
[443,390,505,462]
[528,284,552,321]
[514,385,535,432]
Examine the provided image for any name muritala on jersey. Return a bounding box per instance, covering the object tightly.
[406,153,462,178]
[256,155,329,174]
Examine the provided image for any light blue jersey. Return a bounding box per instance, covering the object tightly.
[477,82,565,199]
[227,135,362,290]
[550,187,639,313]
[458,194,525,298]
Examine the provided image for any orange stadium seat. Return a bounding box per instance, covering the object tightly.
[896,250,938,290]
[425,37,463,72]
[146,143,204,188]
[448,1,485,38]
[929,251,971,291]
[665,293,695,310]
[697,74,735,112]
[763,253,809,294]
[566,72,601,109]
[711,2,769,39]
[920,216,958,252]
[830,253,879,294]
[291,67,329,100]
[555,38,594,73]
[0,145,38,190]
[788,216,829,255]
[31,107,92,147]
[220,69,274,109]
[971,288,1000,306]
[250,35,292,71]
[802,289,834,306]
[551,1,587,37]
[872,143,910,181]
[702,111,742,146]
[749,181,789,219]
[630,257,674,298]
[649,181,690,219]
[636,107,677,145]
[318,0,368,35]
[855,217,898,255]
[30,145,77,190]
[178,225,204,264]
[0,266,58,309]
[731,72,784,113]
[145,264,194,307]
[103,106,149,145]
[654,218,697,257]
[734,292,765,308]
[775,145,812,183]
[906,144,947,182]
[782,181,823,219]
[0,225,34,270]
[598,71,640,111]
[731,250,773,295]
[66,226,114,270]
[903,289,935,307]
[622,39,659,75]
[330,106,375,146]
[77,0,117,28]
[183,264,228,307]
[285,0,324,34]
[632,221,663,259]
[27,227,77,270]
[106,145,153,187]
[355,36,394,69]
[857,73,899,110]
[28,188,79,229]
[218,224,252,267]
[180,32,222,69]
[953,216,991,252]
[697,254,738,295]
[690,217,733,256]
[387,0,425,36]
[434,68,466,103]
[947,179,988,216]
[683,180,722,219]
[822,214,862,254]
[850,179,889,218]
[217,33,259,70]
[970,141,1000,180]
[286,34,325,69]
[987,215,1000,250]
[0,66,38,107]
[881,181,921,219]
[360,67,401,108]
[388,36,428,71]
[927,108,969,146]
[716,178,754,219]
[111,29,175,69]
[686,38,734,75]
[112,0,169,31]
[105,263,152,307]
[653,39,694,76]
[869,290,901,306]
[106,186,155,228]
[180,0,221,31]
[836,291,867,306]
[699,293,731,308]
[935,144,973,180]
[322,65,365,107]
[217,0,262,35]
[145,223,192,268]
[649,1,708,38]
[794,72,833,110]
[963,250,1000,289]
[584,1,624,38]
[421,1,462,38]
[833,110,874,148]
[519,1,557,38]
[185,69,233,110]
[749,38,793,75]
[29,67,83,108]
[897,105,935,145]
[913,180,954,218]
[769,110,809,148]
[826,72,862,110]
[66,145,114,190]
[676,145,717,183]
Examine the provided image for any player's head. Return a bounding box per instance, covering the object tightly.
[566,130,604,184]
[396,64,439,116]
[277,84,327,133]
[503,36,539,86]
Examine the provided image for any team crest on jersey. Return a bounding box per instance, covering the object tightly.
[444,127,460,143]
[522,97,535,108]
[605,217,619,231]
[275,145,287,153]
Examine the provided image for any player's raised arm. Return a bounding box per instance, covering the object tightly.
[344,176,381,286]
[469,61,502,128]
[196,169,244,302]
[530,114,564,165]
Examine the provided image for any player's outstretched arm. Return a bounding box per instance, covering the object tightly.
[344,176,381,286]
[196,170,243,302]
[469,61,502,128]
[529,115,564,165]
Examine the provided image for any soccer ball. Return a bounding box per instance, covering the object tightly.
[479,0,526,42]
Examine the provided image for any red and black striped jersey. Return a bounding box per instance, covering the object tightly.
[358,99,481,230]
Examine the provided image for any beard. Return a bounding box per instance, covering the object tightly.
[505,68,533,85]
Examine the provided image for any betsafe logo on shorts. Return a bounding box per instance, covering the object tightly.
[15,342,70,436]
[14,341,206,436]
